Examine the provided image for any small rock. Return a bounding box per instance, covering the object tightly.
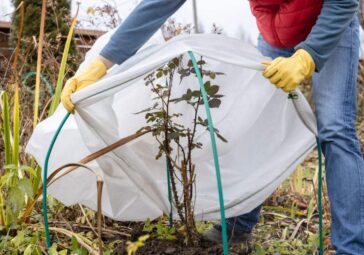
[164,247,177,254]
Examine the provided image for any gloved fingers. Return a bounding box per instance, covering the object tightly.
[268,73,282,85]
[276,79,288,89]
[77,78,97,91]
[61,78,77,114]
[285,73,304,91]
[76,58,107,91]
[60,85,75,114]
[61,94,75,114]
[270,57,284,65]
[282,83,297,93]
[279,77,298,92]
[294,49,316,77]
[261,61,271,72]
[63,78,77,93]
[263,57,284,78]
[263,65,278,79]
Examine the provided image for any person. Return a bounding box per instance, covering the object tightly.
[61,1,364,254]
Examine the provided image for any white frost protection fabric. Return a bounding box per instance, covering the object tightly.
[27,34,317,221]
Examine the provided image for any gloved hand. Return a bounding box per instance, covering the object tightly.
[61,58,107,113]
[262,49,315,92]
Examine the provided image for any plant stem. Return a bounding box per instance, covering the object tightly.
[33,0,47,128]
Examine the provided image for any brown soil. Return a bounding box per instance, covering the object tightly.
[113,224,252,255]
[113,238,251,255]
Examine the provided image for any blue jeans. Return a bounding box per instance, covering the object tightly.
[229,17,364,255]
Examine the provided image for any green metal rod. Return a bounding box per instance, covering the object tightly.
[22,71,54,96]
[316,137,324,255]
[164,79,174,228]
[188,51,228,255]
[166,158,173,228]
[43,112,71,248]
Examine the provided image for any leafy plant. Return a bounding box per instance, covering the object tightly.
[69,236,88,255]
[0,82,39,234]
[49,4,80,115]
[0,164,36,229]
[126,235,150,255]
[143,218,176,241]
[49,244,68,255]
[0,228,43,254]
[138,55,226,245]
[0,5,39,229]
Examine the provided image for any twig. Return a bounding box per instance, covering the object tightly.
[49,227,98,255]
[263,205,307,217]
[48,221,131,237]
[289,219,307,240]
[30,225,98,255]
[79,204,98,237]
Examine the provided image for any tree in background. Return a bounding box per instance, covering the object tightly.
[11,0,75,74]
[11,0,76,107]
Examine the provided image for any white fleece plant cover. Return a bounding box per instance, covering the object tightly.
[27,33,317,221]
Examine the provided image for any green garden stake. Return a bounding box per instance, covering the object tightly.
[163,78,174,228]
[188,51,229,255]
[43,112,71,248]
[166,158,173,228]
[22,72,54,96]
[316,137,324,255]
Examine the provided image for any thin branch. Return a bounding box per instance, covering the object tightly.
[79,204,98,237]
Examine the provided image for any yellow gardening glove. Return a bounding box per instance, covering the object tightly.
[262,49,315,92]
[61,58,107,113]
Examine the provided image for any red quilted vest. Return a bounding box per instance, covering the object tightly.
[250,0,323,48]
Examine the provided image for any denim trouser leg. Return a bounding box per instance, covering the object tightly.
[312,17,364,255]
[230,18,364,255]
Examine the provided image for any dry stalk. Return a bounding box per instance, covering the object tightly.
[79,204,98,237]
[29,224,98,254]
[48,221,131,237]
[33,0,47,128]
[289,219,307,240]
[97,180,104,255]
[19,129,151,223]
[51,227,98,254]
[11,1,24,86]
[17,39,33,76]
[19,130,151,255]
[44,163,104,255]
